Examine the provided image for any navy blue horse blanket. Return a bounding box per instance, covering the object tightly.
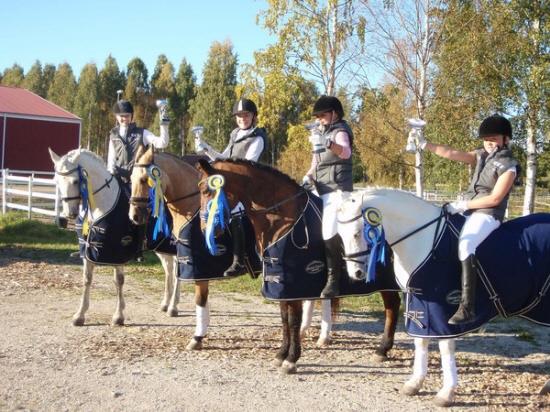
[176,213,261,281]
[405,213,550,338]
[262,192,399,301]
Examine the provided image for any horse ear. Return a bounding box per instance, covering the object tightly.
[48,147,61,164]
[196,158,213,174]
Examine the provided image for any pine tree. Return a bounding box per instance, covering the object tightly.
[22,61,44,96]
[190,40,237,150]
[47,63,77,111]
[173,59,196,155]
[74,63,100,151]
[124,57,149,127]
[1,64,24,87]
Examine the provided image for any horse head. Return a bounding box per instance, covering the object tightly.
[49,148,84,219]
[129,144,155,225]
[337,191,372,281]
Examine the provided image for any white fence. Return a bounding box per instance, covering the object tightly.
[1,169,61,223]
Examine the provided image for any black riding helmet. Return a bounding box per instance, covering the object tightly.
[478,114,512,139]
[312,95,344,118]
[232,98,257,116]
[113,100,134,115]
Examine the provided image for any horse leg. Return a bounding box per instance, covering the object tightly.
[299,299,314,339]
[157,253,179,316]
[186,281,209,350]
[281,300,303,374]
[111,266,125,326]
[72,259,94,326]
[373,291,401,362]
[401,337,429,395]
[317,299,333,347]
[157,253,172,312]
[434,339,457,407]
[274,302,290,368]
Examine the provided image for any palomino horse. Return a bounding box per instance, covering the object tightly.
[127,145,340,349]
[337,188,550,406]
[195,159,401,374]
[49,148,179,326]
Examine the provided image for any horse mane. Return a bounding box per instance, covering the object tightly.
[212,159,301,190]
[356,186,439,209]
[63,148,106,168]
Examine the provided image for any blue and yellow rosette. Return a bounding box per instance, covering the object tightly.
[204,174,230,255]
[79,167,96,236]
[147,165,170,240]
[362,207,386,283]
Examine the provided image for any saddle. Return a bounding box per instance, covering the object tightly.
[405,213,550,338]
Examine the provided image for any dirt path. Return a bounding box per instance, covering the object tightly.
[0,254,548,411]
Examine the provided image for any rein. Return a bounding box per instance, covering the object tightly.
[389,208,445,248]
[249,189,307,214]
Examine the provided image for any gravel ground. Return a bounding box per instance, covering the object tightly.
[0,253,548,411]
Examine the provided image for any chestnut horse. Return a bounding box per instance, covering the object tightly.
[128,145,343,349]
[196,158,401,374]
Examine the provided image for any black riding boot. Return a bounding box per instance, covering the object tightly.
[320,236,342,299]
[224,217,247,277]
[448,255,477,325]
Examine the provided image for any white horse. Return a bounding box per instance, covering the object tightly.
[49,148,179,326]
[337,188,550,406]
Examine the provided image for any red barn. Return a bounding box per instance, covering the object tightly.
[0,86,81,172]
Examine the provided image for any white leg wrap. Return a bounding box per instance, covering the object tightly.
[439,339,458,388]
[320,299,332,339]
[300,300,314,332]
[194,304,209,337]
[413,337,429,378]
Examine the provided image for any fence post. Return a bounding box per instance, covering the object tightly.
[28,173,34,219]
[2,169,6,215]
[54,179,61,225]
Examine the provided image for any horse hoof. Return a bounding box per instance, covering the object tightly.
[272,358,283,368]
[111,318,124,326]
[72,317,85,326]
[316,336,332,347]
[540,380,550,395]
[434,387,456,407]
[281,360,297,374]
[371,353,388,363]
[186,338,203,351]
[167,308,178,317]
[159,304,168,312]
[400,378,424,396]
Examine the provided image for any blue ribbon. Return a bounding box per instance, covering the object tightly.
[363,219,386,283]
[204,188,230,255]
[148,186,171,241]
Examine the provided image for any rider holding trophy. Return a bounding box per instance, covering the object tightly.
[107,99,170,182]
[194,98,267,277]
[107,98,170,261]
[303,95,354,299]
[413,114,518,324]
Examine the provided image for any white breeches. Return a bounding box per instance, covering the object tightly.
[320,191,351,240]
[458,212,501,261]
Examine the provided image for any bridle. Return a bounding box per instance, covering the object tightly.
[56,165,114,202]
[338,207,445,264]
[129,162,200,208]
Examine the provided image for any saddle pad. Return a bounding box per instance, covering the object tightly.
[406,213,550,338]
[262,193,399,301]
[176,213,260,281]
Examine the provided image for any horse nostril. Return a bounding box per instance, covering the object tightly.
[355,270,363,279]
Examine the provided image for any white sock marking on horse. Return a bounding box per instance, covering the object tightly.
[194,304,209,337]
[319,299,332,340]
[439,339,458,389]
[300,300,314,336]
[413,337,429,379]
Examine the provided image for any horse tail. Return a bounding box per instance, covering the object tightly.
[330,297,341,320]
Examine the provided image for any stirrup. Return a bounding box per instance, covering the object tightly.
[223,261,246,277]
[448,305,475,325]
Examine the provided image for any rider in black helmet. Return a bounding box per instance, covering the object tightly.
[108,98,170,261]
[415,114,518,324]
[195,97,267,276]
[303,95,353,298]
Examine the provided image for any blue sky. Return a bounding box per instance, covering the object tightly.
[0,0,274,81]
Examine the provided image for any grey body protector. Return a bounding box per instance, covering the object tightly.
[464,147,518,221]
[109,123,145,177]
[228,127,267,161]
[313,120,354,196]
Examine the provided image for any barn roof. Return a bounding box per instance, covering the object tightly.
[0,86,80,121]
